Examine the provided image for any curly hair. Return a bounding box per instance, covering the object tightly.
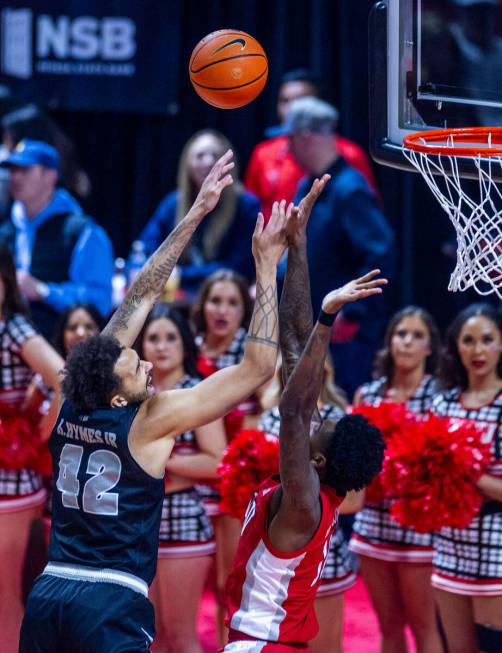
[62,335,123,413]
[441,303,502,389]
[322,414,385,496]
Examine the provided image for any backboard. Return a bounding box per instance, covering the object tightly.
[370,0,502,174]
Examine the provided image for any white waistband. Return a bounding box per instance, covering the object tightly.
[43,562,148,597]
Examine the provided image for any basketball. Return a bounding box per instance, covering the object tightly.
[189,29,268,109]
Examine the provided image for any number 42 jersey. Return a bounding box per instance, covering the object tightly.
[48,400,165,585]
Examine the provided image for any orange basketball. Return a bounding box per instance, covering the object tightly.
[189,29,268,109]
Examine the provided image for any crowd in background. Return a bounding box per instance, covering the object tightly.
[0,69,501,653]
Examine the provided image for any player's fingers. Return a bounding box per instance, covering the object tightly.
[356,269,381,283]
[253,212,265,238]
[221,162,235,176]
[218,174,233,189]
[217,149,233,166]
[359,278,388,289]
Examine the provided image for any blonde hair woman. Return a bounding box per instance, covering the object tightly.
[139,129,260,297]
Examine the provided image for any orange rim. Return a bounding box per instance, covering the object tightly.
[403,127,502,157]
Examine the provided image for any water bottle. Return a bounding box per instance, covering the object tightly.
[127,240,147,287]
[111,258,127,308]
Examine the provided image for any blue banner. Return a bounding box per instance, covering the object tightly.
[0,1,181,113]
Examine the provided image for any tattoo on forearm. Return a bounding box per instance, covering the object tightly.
[247,282,279,349]
[279,243,314,382]
[104,214,200,337]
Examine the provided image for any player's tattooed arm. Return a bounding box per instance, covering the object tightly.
[242,200,289,363]
[277,271,387,522]
[103,150,234,347]
[139,201,289,439]
[279,176,330,384]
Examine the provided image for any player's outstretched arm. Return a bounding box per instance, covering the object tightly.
[275,270,388,535]
[279,175,330,384]
[102,150,234,347]
[143,200,289,437]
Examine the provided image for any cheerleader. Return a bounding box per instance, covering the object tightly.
[350,306,443,653]
[259,358,359,653]
[0,244,63,653]
[431,304,502,653]
[137,303,226,653]
[191,269,255,646]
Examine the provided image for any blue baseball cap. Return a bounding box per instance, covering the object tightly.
[0,139,60,171]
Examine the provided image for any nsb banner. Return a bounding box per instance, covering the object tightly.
[0,1,181,113]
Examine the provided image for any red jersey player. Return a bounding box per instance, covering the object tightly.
[222,185,386,652]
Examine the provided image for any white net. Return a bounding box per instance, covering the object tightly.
[403,134,502,299]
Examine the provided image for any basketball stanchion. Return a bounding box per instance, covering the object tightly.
[403,127,502,299]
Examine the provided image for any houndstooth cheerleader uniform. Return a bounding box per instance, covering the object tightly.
[259,404,358,596]
[196,328,259,516]
[431,389,502,596]
[0,314,46,513]
[350,375,439,562]
[158,375,215,559]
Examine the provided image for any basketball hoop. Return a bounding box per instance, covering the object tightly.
[403,127,502,299]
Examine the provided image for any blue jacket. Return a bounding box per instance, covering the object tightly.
[6,189,113,318]
[139,189,259,293]
[281,157,395,336]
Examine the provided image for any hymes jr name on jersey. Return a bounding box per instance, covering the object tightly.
[56,419,118,448]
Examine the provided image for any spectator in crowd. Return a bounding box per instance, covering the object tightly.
[244,68,378,220]
[1,104,92,200]
[139,130,259,297]
[278,97,395,398]
[0,139,114,339]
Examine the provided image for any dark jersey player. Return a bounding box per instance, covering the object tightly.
[223,225,386,651]
[19,151,288,653]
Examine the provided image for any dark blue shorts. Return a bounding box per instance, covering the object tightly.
[19,574,155,653]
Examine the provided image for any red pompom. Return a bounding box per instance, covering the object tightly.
[224,408,246,442]
[0,415,41,471]
[381,412,491,532]
[351,402,413,502]
[197,355,219,379]
[218,429,279,520]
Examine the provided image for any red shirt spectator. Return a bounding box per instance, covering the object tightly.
[245,133,378,220]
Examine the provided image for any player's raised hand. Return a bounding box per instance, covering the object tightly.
[321,269,388,315]
[285,174,330,247]
[252,199,289,267]
[195,149,234,214]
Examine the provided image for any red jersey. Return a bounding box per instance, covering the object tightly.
[244,134,378,220]
[225,476,343,646]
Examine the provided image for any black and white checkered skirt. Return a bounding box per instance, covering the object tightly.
[195,482,222,517]
[158,488,215,559]
[318,525,358,597]
[0,468,45,513]
[350,500,434,563]
[432,502,502,596]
